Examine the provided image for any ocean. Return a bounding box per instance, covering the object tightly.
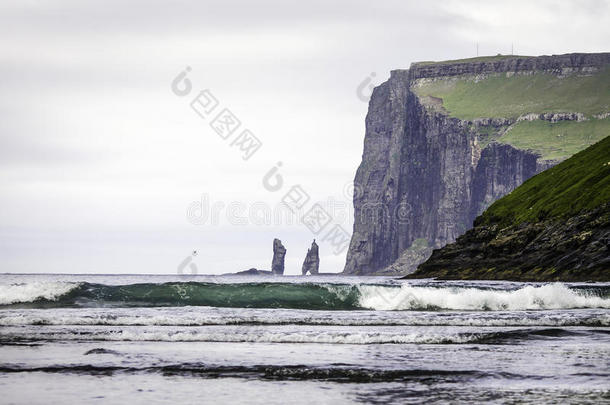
[0,274,609,404]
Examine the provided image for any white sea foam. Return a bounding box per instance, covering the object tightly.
[357,283,610,311]
[0,282,79,305]
[1,308,607,327]
[0,327,484,344]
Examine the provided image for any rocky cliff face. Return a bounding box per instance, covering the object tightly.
[408,134,610,281]
[343,53,610,275]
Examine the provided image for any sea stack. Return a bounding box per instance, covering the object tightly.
[301,239,320,275]
[271,238,286,275]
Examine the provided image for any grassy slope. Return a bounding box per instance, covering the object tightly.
[500,118,610,160]
[478,136,610,228]
[414,67,610,120]
[413,67,610,160]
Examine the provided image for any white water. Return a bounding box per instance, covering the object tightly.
[357,283,610,311]
[0,307,608,327]
[0,282,79,305]
[0,325,491,344]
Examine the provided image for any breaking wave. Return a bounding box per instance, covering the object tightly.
[0,282,79,306]
[0,281,608,311]
[357,283,610,311]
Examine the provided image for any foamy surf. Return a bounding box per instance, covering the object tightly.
[0,282,80,306]
[0,307,608,327]
[1,323,601,345]
[0,325,496,344]
[357,283,610,311]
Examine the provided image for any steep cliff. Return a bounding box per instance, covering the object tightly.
[408,136,610,281]
[344,53,610,275]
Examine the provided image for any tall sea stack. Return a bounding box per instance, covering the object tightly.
[271,238,286,275]
[343,52,610,275]
[301,240,320,275]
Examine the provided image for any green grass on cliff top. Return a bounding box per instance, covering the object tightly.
[413,67,610,120]
[499,118,610,160]
[479,135,610,227]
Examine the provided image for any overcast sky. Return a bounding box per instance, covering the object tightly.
[1,0,608,274]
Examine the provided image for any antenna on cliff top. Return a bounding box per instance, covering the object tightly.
[476,43,479,57]
[511,43,514,55]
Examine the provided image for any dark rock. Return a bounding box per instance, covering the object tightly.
[406,204,610,282]
[271,239,287,275]
[228,268,273,276]
[302,240,320,275]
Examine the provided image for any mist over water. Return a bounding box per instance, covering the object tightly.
[1,274,609,403]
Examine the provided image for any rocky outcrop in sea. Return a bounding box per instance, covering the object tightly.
[302,240,320,275]
[272,238,287,275]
